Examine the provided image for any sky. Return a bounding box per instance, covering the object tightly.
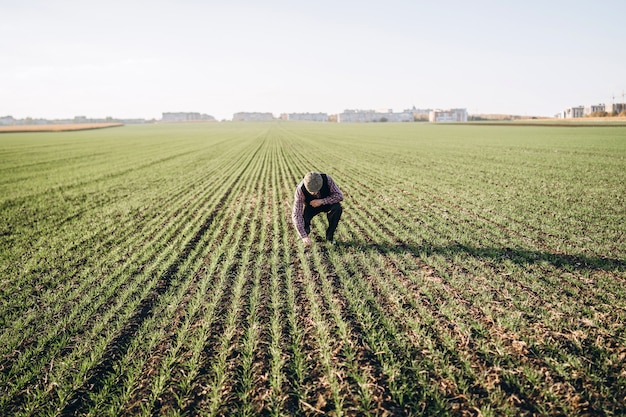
[1,0,625,120]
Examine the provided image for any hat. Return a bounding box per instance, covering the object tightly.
[304,172,323,193]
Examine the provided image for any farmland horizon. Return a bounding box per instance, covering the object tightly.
[2,109,552,124]
[3,109,626,130]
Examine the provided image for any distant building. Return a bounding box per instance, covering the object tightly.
[606,103,626,114]
[338,109,377,123]
[563,106,585,119]
[0,115,15,126]
[232,112,274,122]
[584,104,605,115]
[411,108,432,116]
[162,112,215,122]
[283,112,329,122]
[429,108,467,123]
[338,109,413,123]
[386,109,414,122]
[558,101,626,118]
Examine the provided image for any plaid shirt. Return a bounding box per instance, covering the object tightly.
[291,174,344,239]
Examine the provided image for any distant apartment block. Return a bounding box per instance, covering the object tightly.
[232,112,274,122]
[605,103,626,114]
[584,104,605,115]
[0,115,16,125]
[282,112,329,122]
[428,108,468,123]
[338,109,413,123]
[559,106,585,119]
[338,109,377,123]
[557,102,625,118]
[162,112,215,122]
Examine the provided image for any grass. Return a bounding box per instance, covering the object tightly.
[1,122,625,416]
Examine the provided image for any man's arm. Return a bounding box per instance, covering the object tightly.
[291,184,308,239]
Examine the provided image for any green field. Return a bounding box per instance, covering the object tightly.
[1,122,625,416]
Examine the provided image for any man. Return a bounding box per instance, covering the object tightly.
[292,171,344,247]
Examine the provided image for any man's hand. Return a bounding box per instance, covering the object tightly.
[302,237,312,247]
[310,199,323,208]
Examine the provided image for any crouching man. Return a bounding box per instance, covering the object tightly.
[291,171,344,247]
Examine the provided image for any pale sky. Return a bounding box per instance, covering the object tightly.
[2,0,625,120]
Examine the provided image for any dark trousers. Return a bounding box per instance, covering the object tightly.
[304,202,342,241]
